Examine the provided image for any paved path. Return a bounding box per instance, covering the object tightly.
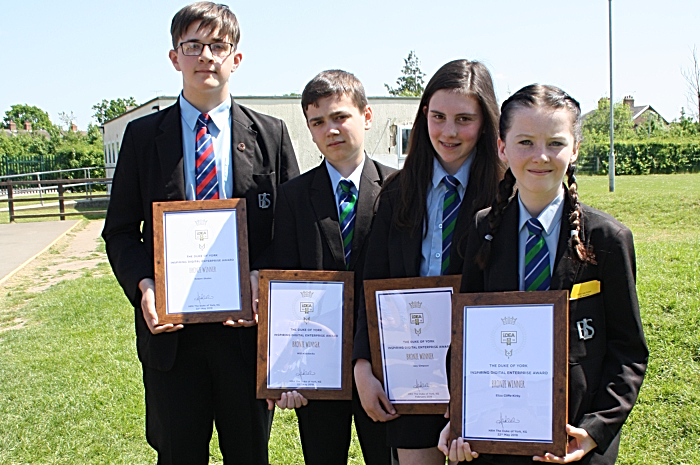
[0,220,79,283]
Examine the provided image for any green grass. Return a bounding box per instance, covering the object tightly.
[1,174,699,463]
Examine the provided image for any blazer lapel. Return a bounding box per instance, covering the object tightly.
[349,159,382,270]
[487,200,520,291]
[310,162,346,270]
[231,99,258,196]
[155,100,186,200]
[551,199,579,291]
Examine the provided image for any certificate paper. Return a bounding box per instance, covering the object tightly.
[267,280,344,390]
[163,209,241,314]
[462,304,553,442]
[376,288,452,404]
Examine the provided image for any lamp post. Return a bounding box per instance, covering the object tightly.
[608,0,615,192]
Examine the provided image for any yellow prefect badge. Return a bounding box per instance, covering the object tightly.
[570,280,601,300]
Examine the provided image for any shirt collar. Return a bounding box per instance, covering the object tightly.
[518,190,565,236]
[325,154,366,194]
[430,150,474,189]
[179,93,231,132]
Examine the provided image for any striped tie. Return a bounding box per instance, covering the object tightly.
[338,180,357,270]
[195,113,219,200]
[524,218,551,291]
[441,175,462,274]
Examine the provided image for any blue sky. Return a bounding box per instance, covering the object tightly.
[2,0,698,129]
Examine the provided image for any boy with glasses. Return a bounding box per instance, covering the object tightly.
[102,2,299,464]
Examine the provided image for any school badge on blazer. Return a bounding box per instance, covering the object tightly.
[258,192,271,209]
[576,318,595,340]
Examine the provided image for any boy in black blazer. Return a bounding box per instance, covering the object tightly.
[257,70,395,465]
[102,3,299,464]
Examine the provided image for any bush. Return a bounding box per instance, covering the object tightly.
[578,139,700,174]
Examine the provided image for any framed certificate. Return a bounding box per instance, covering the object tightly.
[152,199,252,324]
[450,291,569,457]
[256,270,354,400]
[364,275,461,414]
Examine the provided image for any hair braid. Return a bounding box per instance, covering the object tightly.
[476,168,517,269]
[567,164,596,264]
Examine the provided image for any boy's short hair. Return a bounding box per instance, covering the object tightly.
[301,70,369,118]
[171,2,240,50]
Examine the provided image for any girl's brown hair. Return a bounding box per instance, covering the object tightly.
[476,84,595,269]
[393,60,503,238]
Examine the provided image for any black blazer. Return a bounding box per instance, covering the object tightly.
[352,167,483,361]
[102,98,300,371]
[460,197,648,464]
[263,158,396,323]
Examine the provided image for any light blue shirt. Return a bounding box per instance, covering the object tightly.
[180,94,233,200]
[419,154,473,277]
[325,155,365,218]
[517,192,565,291]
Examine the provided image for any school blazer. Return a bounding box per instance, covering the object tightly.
[460,197,648,465]
[352,168,483,361]
[264,158,396,326]
[102,97,300,371]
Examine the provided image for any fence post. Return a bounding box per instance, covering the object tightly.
[7,183,15,223]
[58,183,65,221]
[37,173,44,206]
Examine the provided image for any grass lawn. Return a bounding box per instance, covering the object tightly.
[0,173,698,464]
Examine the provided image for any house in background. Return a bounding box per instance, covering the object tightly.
[621,95,668,127]
[101,95,420,189]
[584,96,669,128]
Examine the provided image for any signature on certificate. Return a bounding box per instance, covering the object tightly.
[413,380,430,390]
[295,369,316,380]
[194,292,214,304]
[496,412,521,426]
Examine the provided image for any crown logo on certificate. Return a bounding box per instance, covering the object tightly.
[501,316,517,326]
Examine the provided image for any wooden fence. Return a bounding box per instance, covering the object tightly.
[0,178,111,222]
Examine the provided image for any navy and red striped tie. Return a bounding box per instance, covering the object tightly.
[195,113,219,200]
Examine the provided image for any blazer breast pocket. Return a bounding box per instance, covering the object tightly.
[252,172,275,210]
[569,292,606,362]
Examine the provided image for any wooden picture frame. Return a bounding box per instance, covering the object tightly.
[153,198,252,324]
[257,269,354,400]
[450,290,569,457]
[363,275,462,414]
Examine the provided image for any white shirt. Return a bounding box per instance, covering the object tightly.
[325,155,366,219]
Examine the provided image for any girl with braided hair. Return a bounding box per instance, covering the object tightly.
[438,84,648,464]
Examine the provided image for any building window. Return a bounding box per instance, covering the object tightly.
[397,125,412,158]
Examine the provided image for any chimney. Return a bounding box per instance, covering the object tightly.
[23,121,32,131]
[598,97,610,110]
[8,121,16,131]
[623,95,634,108]
[70,122,78,132]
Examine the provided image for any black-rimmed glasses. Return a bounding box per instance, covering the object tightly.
[178,41,234,58]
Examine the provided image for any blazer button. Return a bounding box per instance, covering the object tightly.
[237,142,246,152]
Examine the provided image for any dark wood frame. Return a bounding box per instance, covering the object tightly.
[450,291,569,457]
[364,275,462,414]
[153,198,252,324]
[256,269,354,400]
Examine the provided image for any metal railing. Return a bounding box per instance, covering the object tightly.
[0,178,111,222]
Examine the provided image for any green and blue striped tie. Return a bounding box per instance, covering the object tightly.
[339,180,357,270]
[524,218,551,291]
[441,175,461,274]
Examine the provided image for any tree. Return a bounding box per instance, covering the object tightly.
[681,45,700,121]
[92,97,138,125]
[582,98,634,143]
[3,104,53,130]
[58,111,77,130]
[385,50,426,97]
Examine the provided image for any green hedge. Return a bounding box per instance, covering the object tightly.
[579,139,700,174]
